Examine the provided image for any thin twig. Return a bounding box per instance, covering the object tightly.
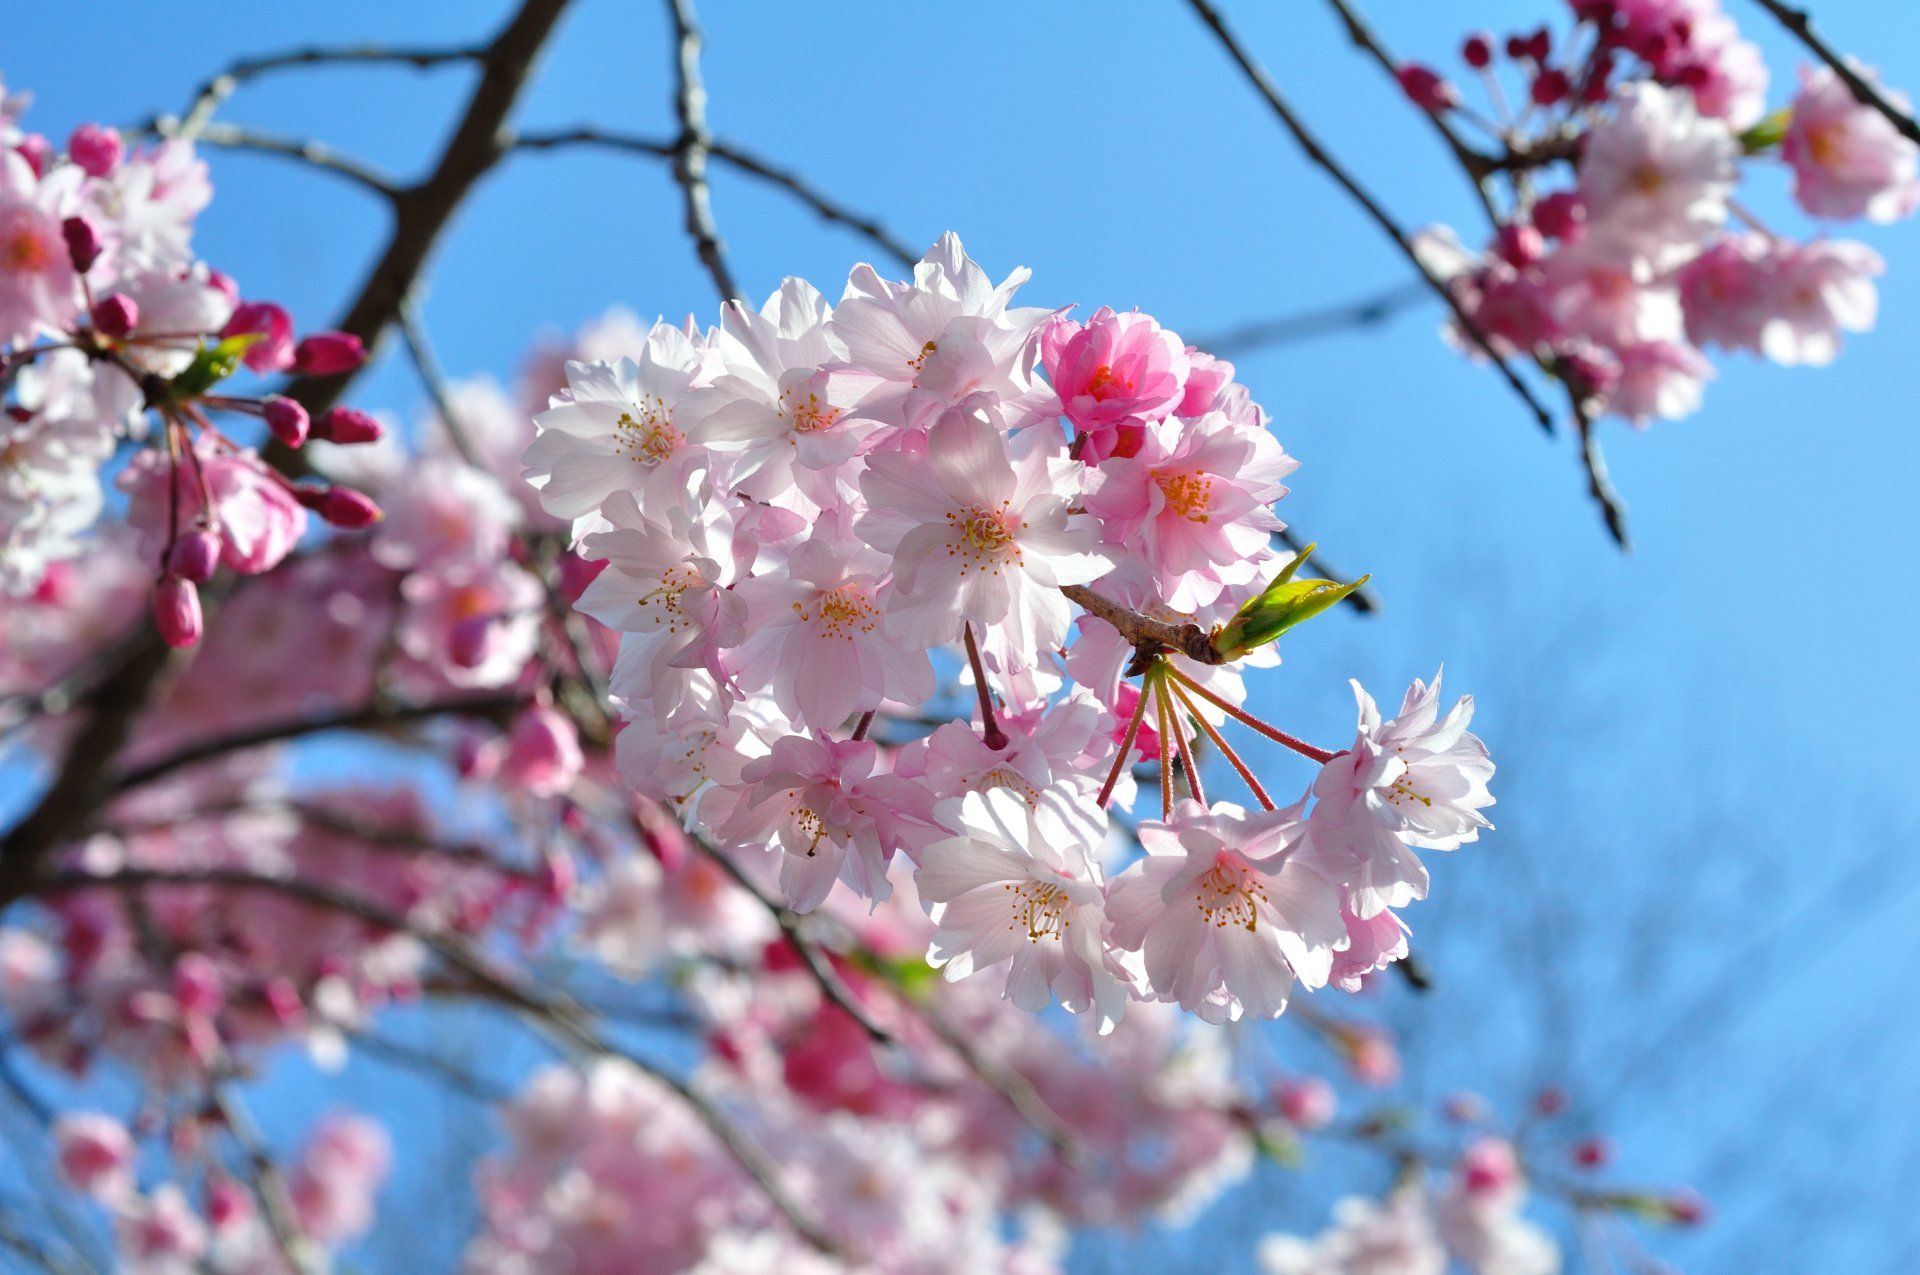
[962,622,1009,749]
[207,1082,322,1275]
[1191,280,1428,358]
[511,128,918,268]
[1568,387,1631,550]
[172,41,488,140]
[1182,0,1557,435]
[396,291,484,468]
[665,0,740,302]
[1748,0,1920,146]
[171,121,401,199]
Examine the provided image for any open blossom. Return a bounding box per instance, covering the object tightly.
[122,441,306,576]
[718,734,935,911]
[1107,800,1348,1023]
[1082,410,1295,609]
[1310,672,1494,920]
[856,407,1109,654]
[0,147,82,345]
[523,326,718,536]
[917,785,1134,1032]
[1578,82,1737,263]
[1259,1186,1447,1275]
[1041,306,1190,461]
[730,517,934,731]
[1608,338,1713,423]
[1783,65,1920,223]
[1756,238,1884,366]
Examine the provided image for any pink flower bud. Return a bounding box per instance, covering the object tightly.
[1666,1188,1709,1226]
[262,395,310,448]
[1396,63,1459,113]
[206,268,239,306]
[152,575,203,649]
[1462,32,1493,69]
[316,486,383,529]
[207,1175,251,1232]
[166,530,221,584]
[1572,1136,1611,1169]
[89,292,138,338]
[263,977,305,1029]
[221,301,295,373]
[54,1113,134,1198]
[66,123,123,177]
[447,616,493,668]
[16,134,51,178]
[293,331,366,376]
[313,406,383,445]
[172,953,223,1018]
[1459,1137,1522,1197]
[1276,1077,1337,1130]
[61,215,102,273]
[1494,222,1545,268]
[1532,190,1584,239]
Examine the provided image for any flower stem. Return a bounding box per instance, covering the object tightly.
[851,710,874,742]
[1097,667,1154,808]
[962,622,1008,751]
[1172,680,1274,811]
[1157,674,1206,809]
[1165,666,1336,764]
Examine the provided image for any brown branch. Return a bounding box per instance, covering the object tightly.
[665,0,740,302]
[396,291,485,468]
[1571,393,1632,550]
[178,122,401,199]
[1191,280,1428,358]
[1182,0,1557,436]
[1060,584,1225,666]
[1748,0,1920,147]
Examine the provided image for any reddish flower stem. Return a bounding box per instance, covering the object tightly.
[1157,674,1206,809]
[1165,666,1336,764]
[1172,680,1275,811]
[1097,672,1153,809]
[1155,674,1175,820]
[962,622,1008,751]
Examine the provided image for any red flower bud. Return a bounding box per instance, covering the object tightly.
[1532,190,1585,239]
[152,575,203,649]
[1572,1137,1611,1169]
[317,486,382,528]
[313,406,383,445]
[1462,33,1493,69]
[89,293,138,338]
[1494,222,1545,268]
[221,301,295,373]
[1530,67,1571,106]
[66,123,123,177]
[261,395,310,448]
[293,331,366,376]
[61,215,102,273]
[16,134,52,178]
[1666,1189,1709,1227]
[166,530,221,584]
[1396,63,1459,113]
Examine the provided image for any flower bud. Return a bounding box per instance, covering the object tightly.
[221,301,295,372]
[261,395,310,448]
[61,215,102,273]
[1460,1137,1522,1197]
[448,615,493,668]
[293,331,366,376]
[1533,1085,1569,1117]
[1532,190,1584,239]
[66,123,123,177]
[317,486,383,529]
[1572,1136,1611,1169]
[166,530,221,584]
[1530,67,1571,106]
[312,406,383,445]
[1665,1188,1709,1226]
[206,1175,251,1232]
[171,953,223,1019]
[152,575,203,649]
[1462,32,1493,69]
[53,1114,134,1198]
[89,292,138,338]
[1396,63,1459,113]
[1494,222,1545,268]
[1276,1077,1337,1131]
[17,135,53,177]
[501,705,584,798]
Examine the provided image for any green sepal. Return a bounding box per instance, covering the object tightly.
[1740,107,1791,154]
[1213,543,1370,659]
[167,332,265,399]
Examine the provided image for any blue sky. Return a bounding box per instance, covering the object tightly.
[9,2,1920,1270]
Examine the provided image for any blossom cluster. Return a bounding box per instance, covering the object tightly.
[1401,0,1917,424]
[531,232,1495,1032]
[0,80,384,637]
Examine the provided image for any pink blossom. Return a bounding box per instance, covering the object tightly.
[287,1112,392,1245]
[1040,307,1190,461]
[500,705,584,797]
[1757,238,1883,366]
[1106,800,1348,1023]
[1578,82,1737,263]
[54,1111,136,1198]
[0,148,82,344]
[1783,64,1920,223]
[1608,338,1713,423]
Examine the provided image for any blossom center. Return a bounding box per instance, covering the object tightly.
[796,583,878,640]
[907,339,937,372]
[1194,852,1266,932]
[614,397,682,465]
[1085,364,1133,401]
[636,564,699,633]
[1002,879,1070,941]
[1,220,51,274]
[781,384,841,437]
[1629,162,1666,196]
[1807,120,1848,169]
[945,502,1024,574]
[1154,470,1214,522]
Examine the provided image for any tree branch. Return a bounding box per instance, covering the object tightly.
[1060,584,1226,666]
[665,0,740,302]
[396,291,485,468]
[1182,0,1557,436]
[1191,280,1428,357]
[1748,0,1920,146]
[180,122,401,199]
[172,41,488,139]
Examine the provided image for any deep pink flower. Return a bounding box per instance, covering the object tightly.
[1041,307,1190,461]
